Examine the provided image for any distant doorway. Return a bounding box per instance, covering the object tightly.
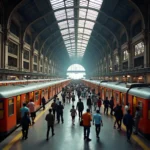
[67,64,86,79]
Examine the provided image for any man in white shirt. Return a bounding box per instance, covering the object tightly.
[27,100,36,125]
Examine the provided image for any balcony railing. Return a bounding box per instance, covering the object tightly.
[97,65,150,77]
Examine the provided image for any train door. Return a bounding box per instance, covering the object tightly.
[26,93,29,103]
[16,95,21,123]
[102,88,104,100]
[106,89,108,99]
[132,96,137,116]
[120,93,123,105]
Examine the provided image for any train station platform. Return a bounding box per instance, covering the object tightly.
[0,93,150,150]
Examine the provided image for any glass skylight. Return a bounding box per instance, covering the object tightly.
[49,0,103,57]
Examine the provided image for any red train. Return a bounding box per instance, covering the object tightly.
[0,78,62,86]
[0,80,70,137]
[82,79,150,138]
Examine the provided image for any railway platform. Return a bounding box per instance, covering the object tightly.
[0,93,150,150]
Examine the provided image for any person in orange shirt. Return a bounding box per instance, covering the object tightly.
[82,109,92,141]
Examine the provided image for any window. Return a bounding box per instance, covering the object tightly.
[138,101,143,117]
[34,55,37,63]
[25,34,31,45]
[8,42,18,55]
[49,0,103,58]
[35,92,39,101]
[24,50,29,60]
[41,59,43,65]
[40,67,43,72]
[8,98,14,116]
[34,64,37,71]
[148,102,150,120]
[115,93,119,103]
[0,100,4,119]
[115,55,119,64]
[8,56,17,67]
[23,61,29,69]
[10,22,19,36]
[123,50,129,60]
[123,61,128,70]
[135,42,144,56]
[134,56,144,68]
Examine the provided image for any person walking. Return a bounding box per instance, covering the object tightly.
[45,109,55,140]
[134,106,141,134]
[51,100,58,119]
[27,100,36,125]
[113,104,119,128]
[70,105,77,125]
[21,112,31,140]
[93,110,103,139]
[87,96,92,112]
[41,96,46,110]
[61,92,66,105]
[93,94,98,111]
[103,97,109,115]
[71,93,75,104]
[76,98,84,120]
[20,103,29,118]
[109,97,114,115]
[123,110,134,141]
[116,106,123,130]
[97,97,102,112]
[77,89,81,99]
[82,109,92,142]
[57,101,64,123]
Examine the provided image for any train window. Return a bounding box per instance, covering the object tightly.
[8,98,14,116]
[0,101,4,119]
[148,102,150,120]
[138,101,143,118]
[45,89,48,94]
[106,90,108,97]
[116,93,119,103]
[42,90,45,96]
[110,91,112,98]
[35,92,39,101]
[121,93,124,106]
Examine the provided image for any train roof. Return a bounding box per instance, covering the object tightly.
[129,87,150,99]
[100,82,128,93]
[84,80,128,93]
[0,80,69,98]
[0,78,62,84]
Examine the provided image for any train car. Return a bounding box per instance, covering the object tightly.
[0,78,63,86]
[0,80,70,137]
[82,79,150,138]
[128,87,150,138]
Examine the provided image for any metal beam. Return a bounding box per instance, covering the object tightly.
[40,26,111,54]
[45,34,106,56]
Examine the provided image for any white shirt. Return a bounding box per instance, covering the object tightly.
[27,102,35,113]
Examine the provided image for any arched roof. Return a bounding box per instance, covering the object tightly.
[1,0,145,71]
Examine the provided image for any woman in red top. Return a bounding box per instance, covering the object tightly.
[97,97,102,112]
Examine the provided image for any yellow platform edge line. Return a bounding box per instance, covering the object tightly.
[2,102,52,150]
[3,104,150,150]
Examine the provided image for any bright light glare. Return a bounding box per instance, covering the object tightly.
[67,64,86,79]
[67,73,86,79]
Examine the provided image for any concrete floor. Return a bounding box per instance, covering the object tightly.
[0,92,144,150]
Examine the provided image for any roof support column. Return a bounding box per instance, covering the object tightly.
[0,24,3,68]
[19,22,24,72]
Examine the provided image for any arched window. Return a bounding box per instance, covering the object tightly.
[67,64,86,79]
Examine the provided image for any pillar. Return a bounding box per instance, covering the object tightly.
[4,41,8,69]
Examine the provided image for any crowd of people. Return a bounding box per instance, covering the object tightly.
[20,82,141,142]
